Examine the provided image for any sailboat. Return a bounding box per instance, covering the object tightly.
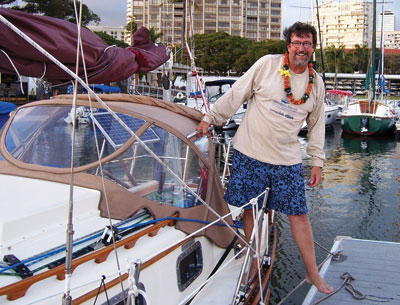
[0,7,276,305]
[340,0,396,136]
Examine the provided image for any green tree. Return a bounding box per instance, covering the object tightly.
[194,32,251,75]
[94,31,128,48]
[384,53,400,75]
[325,44,352,88]
[8,0,100,26]
[125,19,138,45]
[149,27,163,43]
[349,44,369,73]
[0,0,16,4]
[235,39,286,74]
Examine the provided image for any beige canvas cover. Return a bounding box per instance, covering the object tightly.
[0,94,236,248]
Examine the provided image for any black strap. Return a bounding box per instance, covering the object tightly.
[186,235,239,305]
[208,235,239,279]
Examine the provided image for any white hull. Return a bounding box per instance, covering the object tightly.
[0,95,275,305]
[301,103,340,132]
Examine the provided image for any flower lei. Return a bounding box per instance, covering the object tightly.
[279,52,314,105]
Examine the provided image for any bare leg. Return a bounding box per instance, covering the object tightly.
[242,209,261,283]
[288,214,333,294]
[243,209,254,242]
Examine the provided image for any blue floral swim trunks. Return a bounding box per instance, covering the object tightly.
[224,149,307,215]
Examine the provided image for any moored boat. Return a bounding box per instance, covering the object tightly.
[340,99,396,135]
[300,100,339,133]
[325,89,353,118]
[0,94,276,305]
[0,8,277,304]
[339,0,396,137]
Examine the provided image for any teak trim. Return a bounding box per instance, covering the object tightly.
[72,237,187,304]
[0,213,178,301]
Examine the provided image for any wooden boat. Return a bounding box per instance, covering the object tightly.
[0,94,276,305]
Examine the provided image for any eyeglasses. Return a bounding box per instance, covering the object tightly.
[290,41,313,49]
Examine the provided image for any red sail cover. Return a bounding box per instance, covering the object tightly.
[0,8,170,84]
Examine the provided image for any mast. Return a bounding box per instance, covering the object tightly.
[378,0,386,101]
[315,0,326,83]
[370,0,377,102]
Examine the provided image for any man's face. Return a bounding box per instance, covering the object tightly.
[287,33,315,68]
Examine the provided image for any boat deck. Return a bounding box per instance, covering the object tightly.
[302,236,400,305]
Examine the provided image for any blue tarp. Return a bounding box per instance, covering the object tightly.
[67,84,121,94]
[0,101,16,129]
[0,101,16,114]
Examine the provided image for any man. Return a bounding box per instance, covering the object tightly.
[196,22,333,294]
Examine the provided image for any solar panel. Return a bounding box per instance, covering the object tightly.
[92,112,159,149]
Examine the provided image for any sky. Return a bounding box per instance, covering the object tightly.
[83,0,400,31]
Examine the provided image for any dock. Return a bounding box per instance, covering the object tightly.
[302,236,400,305]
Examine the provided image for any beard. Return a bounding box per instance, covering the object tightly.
[293,52,311,67]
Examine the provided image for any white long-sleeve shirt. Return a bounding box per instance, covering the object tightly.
[203,54,326,167]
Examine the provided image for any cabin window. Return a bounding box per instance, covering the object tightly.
[3,106,115,167]
[3,106,208,208]
[176,240,203,291]
[96,123,208,208]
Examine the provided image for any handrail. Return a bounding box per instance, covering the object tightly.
[0,214,178,301]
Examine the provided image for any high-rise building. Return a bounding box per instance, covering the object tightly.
[377,10,395,32]
[126,0,281,46]
[88,25,126,42]
[311,0,373,49]
[377,30,400,49]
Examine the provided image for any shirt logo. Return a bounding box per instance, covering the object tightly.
[270,99,298,120]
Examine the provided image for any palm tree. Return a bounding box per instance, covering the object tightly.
[325,44,350,89]
[352,44,369,73]
[149,27,163,43]
[125,19,137,45]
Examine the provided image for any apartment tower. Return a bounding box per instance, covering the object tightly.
[126,0,281,46]
[311,0,373,49]
[378,10,395,32]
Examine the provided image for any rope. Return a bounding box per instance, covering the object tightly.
[0,49,24,94]
[0,7,256,271]
[313,240,340,258]
[276,254,332,305]
[310,272,394,305]
[0,214,240,276]
[93,275,110,305]
[140,201,254,264]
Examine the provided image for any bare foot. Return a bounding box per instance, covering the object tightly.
[306,274,333,294]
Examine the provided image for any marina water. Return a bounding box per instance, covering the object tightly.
[255,122,400,304]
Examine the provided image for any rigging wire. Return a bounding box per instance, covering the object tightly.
[62,1,85,302]
[0,12,246,252]
[0,6,271,304]
[70,1,128,302]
